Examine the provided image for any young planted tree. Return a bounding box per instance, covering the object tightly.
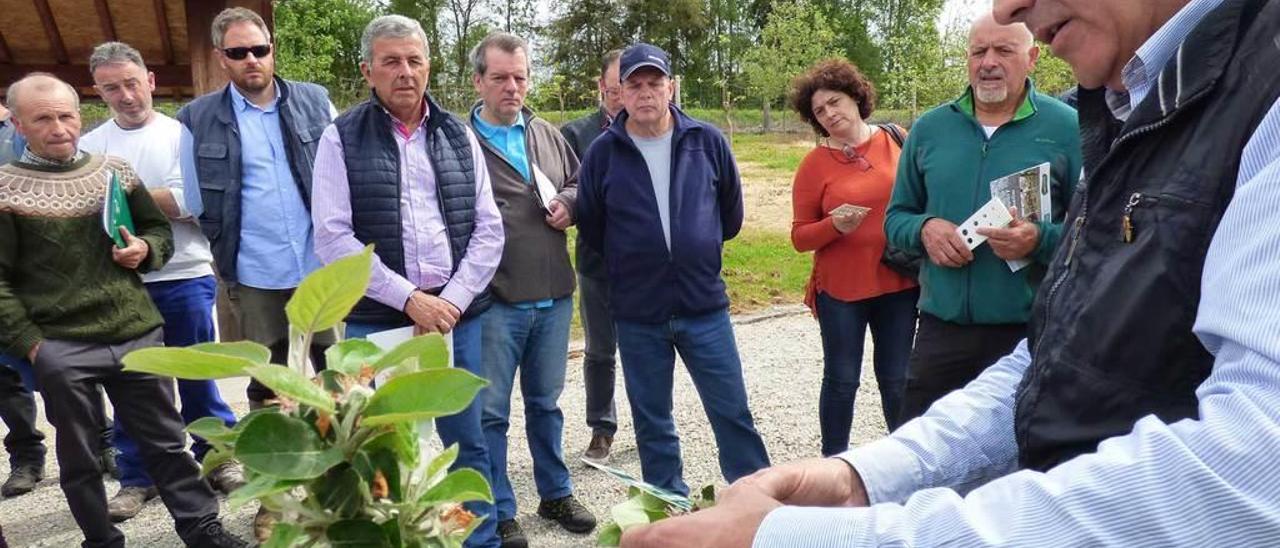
[742,0,835,132]
[122,247,491,547]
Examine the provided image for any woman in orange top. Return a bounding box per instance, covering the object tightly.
[789,59,920,454]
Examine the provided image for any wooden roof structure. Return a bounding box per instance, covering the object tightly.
[0,0,273,99]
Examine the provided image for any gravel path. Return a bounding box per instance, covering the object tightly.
[0,305,892,547]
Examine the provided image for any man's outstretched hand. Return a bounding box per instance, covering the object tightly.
[620,458,869,548]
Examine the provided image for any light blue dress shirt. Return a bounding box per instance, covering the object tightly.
[180,85,334,289]
[756,0,1280,544]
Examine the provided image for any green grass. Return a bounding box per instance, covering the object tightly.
[730,132,813,172]
[722,229,811,313]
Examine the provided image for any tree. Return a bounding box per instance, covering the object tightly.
[388,0,449,88]
[742,0,835,131]
[274,0,378,107]
[542,0,628,109]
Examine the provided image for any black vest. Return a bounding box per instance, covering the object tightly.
[334,93,490,325]
[176,78,332,284]
[1014,0,1280,470]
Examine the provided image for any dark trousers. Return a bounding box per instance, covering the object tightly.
[32,329,218,548]
[0,361,45,468]
[615,309,771,495]
[578,274,618,437]
[815,288,919,455]
[899,313,1027,423]
[115,276,237,488]
[227,284,334,403]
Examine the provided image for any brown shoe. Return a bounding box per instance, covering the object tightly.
[582,434,612,464]
[107,485,158,522]
[253,505,278,543]
[206,460,247,495]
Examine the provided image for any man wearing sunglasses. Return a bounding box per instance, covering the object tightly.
[176,7,337,540]
[883,15,1082,424]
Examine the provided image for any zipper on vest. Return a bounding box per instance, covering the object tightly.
[1063,215,1085,265]
[1121,192,1152,242]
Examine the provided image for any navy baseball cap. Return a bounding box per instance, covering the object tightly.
[620,43,672,81]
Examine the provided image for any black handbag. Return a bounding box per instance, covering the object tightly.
[877,123,925,280]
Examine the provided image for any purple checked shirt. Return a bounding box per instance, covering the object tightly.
[311,107,504,314]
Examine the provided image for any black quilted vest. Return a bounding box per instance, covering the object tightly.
[334,92,490,324]
[1014,0,1280,470]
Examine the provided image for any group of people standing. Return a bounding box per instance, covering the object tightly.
[0,6,770,548]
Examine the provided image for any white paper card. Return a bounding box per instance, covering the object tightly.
[365,327,453,387]
[956,196,1014,251]
[532,165,558,211]
[828,203,870,217]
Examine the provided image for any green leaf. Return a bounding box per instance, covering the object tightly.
[419,468,492,504]
[228,474,305,510]
[326,518,391,547]
[189,341,272,364]
[597,522,623,546]
[635,491,672,514]
[312,464,370,518]
[244,364,336,413]
[370,333,448,372]
[319,369,347,394]
[286,246,373,334]
[187,416,236,445]
[262,522,306,548]
[200,448,234,477]
[362,369,487,427]
[353,447,402,501]
[235,413,343,480]
[425,444,459,484]
[122,347,252,379]
[326,339,383,377]
[610,497,651,530]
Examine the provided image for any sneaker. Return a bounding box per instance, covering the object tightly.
[497,519,528,548]
[253,506,278,543]
[582,434,613,463]
[206,461,247,495]
[100,446,120,479]
[537,495,597,534]
[1,464,43,497]
[191,521,249,548]
[108,485,159,522]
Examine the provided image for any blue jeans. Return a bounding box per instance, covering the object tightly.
[345,317,498,548]
[815,288,919,455]
[116,276,238,488]
[615,309,770,495]
[480,298,574,520]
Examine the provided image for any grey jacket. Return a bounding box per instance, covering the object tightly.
[468,106,580,303]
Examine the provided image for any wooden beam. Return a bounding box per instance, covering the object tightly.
[94,0,117,42]
[154,0,175,65]
[185,0,226,95]
[33,0,69,65]
[0,64,190,89]
[0,30,11,65]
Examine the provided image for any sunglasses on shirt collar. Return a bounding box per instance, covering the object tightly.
[222,44,272,60]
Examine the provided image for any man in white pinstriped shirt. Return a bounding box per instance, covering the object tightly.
[623,0,1280,545]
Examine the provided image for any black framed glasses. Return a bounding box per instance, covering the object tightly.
[222,44,272,60]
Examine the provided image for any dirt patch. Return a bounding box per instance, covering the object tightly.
[740,161,795,233]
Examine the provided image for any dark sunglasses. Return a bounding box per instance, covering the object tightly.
[222,44,272,60]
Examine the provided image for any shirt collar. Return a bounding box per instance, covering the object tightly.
[954,79,1038,122]
[471,106,526,139]
[380,97,430,138]
[228,82,280,113]
[1114,0,1224,119]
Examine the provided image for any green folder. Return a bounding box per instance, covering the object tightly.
[101,170,135,248]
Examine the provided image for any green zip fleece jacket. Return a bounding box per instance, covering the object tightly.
[885,82,1082,325]
[0,154,173,358]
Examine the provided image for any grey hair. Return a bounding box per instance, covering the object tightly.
[88,41,147,75]
[211,7,271,50]
[7,72,80,117]
[601,49,623,76]
[470,32,528,76]
[361,15,431,64]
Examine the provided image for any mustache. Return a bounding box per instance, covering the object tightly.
[979,67,1006,79]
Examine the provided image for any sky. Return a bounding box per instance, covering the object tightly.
[941,0,993,29]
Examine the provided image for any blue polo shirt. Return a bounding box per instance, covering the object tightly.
[470,107,531,181]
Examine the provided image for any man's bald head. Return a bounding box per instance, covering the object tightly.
[967,13,1039,107]
[7,73,80,118]
[970,13,1035,50]
[8,73,83,161]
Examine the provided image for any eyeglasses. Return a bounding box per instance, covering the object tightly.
[603,87,622,98]
[222,44,272,61]
[824,139,872,172]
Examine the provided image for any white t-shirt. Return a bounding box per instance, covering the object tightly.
[631,129,675,251]
[983,125,999,137]
[80,113,215,283]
